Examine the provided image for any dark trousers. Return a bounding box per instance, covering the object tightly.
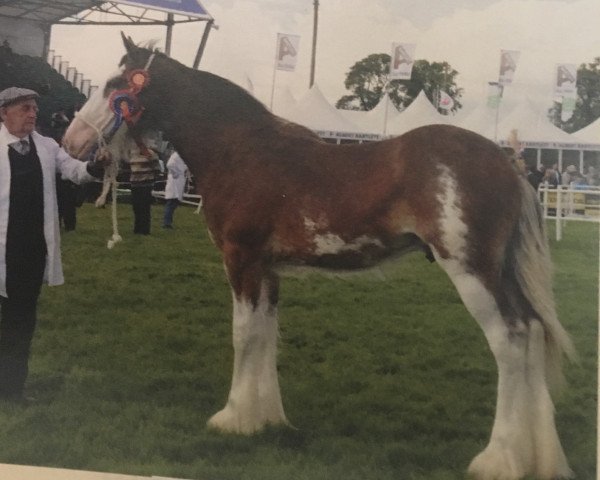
[131,185,153,235]
[0,252,45,398]
[0,296,38,397]
[162,198,180,227]
[56,177,78,231]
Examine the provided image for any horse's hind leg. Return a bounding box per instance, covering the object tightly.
[434,256,572,480]
[208,246,287,434]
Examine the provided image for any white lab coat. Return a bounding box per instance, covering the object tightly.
[0,124,94,297]
[164,152,188,201]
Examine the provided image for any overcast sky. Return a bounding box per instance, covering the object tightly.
[51,0,599,113]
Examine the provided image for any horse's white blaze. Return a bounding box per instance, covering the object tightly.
[434,253,572,480]
[207,281,287,434]
[436,165,468,261]
[62,69,123,158]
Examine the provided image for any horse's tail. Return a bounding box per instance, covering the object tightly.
[510,177,576,389]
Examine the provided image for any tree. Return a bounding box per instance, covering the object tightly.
[549,58,600,133]
[336,53,463,114]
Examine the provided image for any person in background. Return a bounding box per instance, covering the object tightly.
[550,163,562,185]
[129,144,160,235]
[51,108,80,231]
[543,167,560,187]
[0,86,107,403]
[562,165,578,186]
[162,151,189,229]
[527,164,545,191]
[585,166,598,186]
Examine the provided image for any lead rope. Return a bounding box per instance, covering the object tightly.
[105,148,122,249]
[75,110,123,249]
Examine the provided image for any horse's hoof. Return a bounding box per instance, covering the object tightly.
[207,406,264,435]
[468,445,528,480]
[207,404,290,435]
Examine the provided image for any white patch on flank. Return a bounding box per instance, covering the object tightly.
[435,164,468,261]
[303,216,383,256]
[313,234,384,255]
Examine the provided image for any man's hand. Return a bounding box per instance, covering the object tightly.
[86,147,113,178]
[94,147,113,168]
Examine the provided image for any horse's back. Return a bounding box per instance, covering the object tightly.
[263,124,523,274]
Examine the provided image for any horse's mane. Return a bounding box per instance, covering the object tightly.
[127,43,271,123]
[120,41,322,145]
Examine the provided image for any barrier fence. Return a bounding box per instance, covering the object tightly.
[538,184,600,240]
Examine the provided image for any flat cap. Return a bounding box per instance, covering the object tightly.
[0,87,39,108]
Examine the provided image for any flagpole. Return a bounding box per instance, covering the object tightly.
[494,85,504,142]
[269,62,277,111]
[309,0,319,88]
[269,38,279,111]
[382,81,390,136]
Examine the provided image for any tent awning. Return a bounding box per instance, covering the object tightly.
[114,0,211,20]
[0,0,212,25]
[0,1,102,24]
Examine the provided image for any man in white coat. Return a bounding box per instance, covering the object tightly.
[0,86,105,403]
[162,150,188,229]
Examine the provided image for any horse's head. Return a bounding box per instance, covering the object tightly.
[63,33,158,159]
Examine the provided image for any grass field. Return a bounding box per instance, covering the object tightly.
[0,202,596,480]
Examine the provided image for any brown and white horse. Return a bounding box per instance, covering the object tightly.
[63,35,574,480]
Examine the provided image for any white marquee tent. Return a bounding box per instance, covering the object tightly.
[274,84,600,168]
[282,84,379,142]
[338,93,400,137]
[573,116,600,144]
[386,91,450,136]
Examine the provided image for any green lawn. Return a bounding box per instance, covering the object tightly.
[0,203,595,480]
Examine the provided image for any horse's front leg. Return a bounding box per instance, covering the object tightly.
[208,246,288,434]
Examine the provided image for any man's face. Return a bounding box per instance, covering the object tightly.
[0,99,38,138]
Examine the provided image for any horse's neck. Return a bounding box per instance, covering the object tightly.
[150,69,272,134]
[147,70,279,176]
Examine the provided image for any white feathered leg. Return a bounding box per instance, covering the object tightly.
[208,280,287,434]
[437,261,572,480]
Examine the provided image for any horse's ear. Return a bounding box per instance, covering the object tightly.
[121,31,136,54]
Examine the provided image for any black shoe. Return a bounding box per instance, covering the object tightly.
[162,224,173,229]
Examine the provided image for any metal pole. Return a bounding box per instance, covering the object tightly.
[42,23,52,62]
[193,19,214,69]
[494,85,504,142]
[310,0,319,88]
[165,13,174,56]
[270,51,278,111]
[556,184,562,241]
[558,149,563,175]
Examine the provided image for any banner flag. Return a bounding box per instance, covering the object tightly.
[389,43,416,80]
[498,50,520,86]
[276,33,300,72]
[487,81,502,108]
[555,63,577,96]
[438,91,454,111]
